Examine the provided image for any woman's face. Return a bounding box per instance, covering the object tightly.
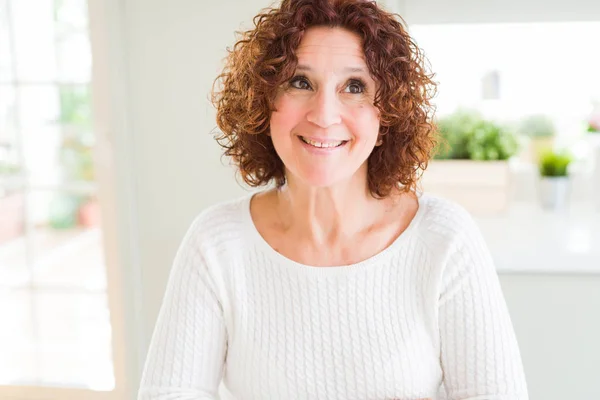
[269,26,380,189]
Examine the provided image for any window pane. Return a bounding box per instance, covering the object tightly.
[54,0,89,31]
[35,291,115,390]
[56,31,92,83]
[12,0,57,82]
[0,84,22,175]
[0,188,29,286]
[16,85,62,187]
[28,190,105,290]
[17,84,95,186]
[0,289,35,385]
[0,0,15,82]
[0,78,28,288]
[0,85,28,289]
[11,0,91,84]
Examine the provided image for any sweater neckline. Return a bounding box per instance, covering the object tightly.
[240,190,429,275]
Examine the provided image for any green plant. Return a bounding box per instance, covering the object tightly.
[434,110,519,161]
[467,120,519,160]
[57,86,95,181]
[60,138,94,180]
[59,86,92,128]
[518,114,556,138]
[538,150,573,177]
[0,161,21,175]
[434,110,476,159]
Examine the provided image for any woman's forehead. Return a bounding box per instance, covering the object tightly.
[296,27,367,69]
[297,27,364,56]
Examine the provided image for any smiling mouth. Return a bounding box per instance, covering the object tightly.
[299,136,348,148]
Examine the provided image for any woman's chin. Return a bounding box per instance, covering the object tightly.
[291,169,352,189]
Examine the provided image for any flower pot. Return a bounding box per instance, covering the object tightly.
[421,160,511,214]
[538,177,570,210]
[78,199,101,228]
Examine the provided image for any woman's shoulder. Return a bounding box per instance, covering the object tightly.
[416,192,483,246]
[196,192,252,221]
[185,192,254,246]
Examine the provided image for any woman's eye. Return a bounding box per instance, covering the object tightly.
[290,77,311,90]
[345,80,365,94]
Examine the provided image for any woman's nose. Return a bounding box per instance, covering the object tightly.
[306,90,342,128]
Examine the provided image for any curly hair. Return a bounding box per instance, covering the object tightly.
[211,0,438,197]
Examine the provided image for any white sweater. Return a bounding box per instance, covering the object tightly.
[138,192,528,400]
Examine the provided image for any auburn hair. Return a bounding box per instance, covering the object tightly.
[211,0,438,197]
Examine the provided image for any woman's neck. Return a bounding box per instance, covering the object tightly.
[274,177,395,247]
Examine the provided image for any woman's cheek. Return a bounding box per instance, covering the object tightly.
[348,102,380,125]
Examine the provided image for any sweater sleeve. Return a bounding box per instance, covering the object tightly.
[437,213,528,400]
[138,217,227,400]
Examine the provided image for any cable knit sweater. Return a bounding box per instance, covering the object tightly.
[138,192,528,400]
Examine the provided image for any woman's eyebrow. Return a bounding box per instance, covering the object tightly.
[342,66,368,74]
[296,64,368,74]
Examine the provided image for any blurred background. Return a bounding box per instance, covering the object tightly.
[0,0,598,399]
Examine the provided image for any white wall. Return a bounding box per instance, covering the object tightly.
[89,0,600,397]
[122,0,273,343]
[401,0,600,24]
[500,275,600,399]
[89,0,274,395]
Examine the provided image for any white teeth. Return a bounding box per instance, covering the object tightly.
[300,136,344,148]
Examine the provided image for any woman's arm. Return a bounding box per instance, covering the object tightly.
[438,214,528,400]
[138,217,227,400]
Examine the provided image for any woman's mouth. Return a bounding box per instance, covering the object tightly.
[299,136,348,148]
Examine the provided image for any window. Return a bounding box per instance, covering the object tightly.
[410,22,600,147]
[0,0,115,394]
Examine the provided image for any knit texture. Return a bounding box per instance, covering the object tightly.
[138,192,528,400]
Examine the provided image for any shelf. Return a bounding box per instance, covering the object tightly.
[475,201,600,274]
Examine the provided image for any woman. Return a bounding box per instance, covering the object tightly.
[138,0,528,399]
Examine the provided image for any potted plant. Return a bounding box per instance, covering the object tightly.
[587,101,600,135]
[517,114,556,162]
[422,109,519,214]
[538,149,573,210]
[587,119,599,134]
